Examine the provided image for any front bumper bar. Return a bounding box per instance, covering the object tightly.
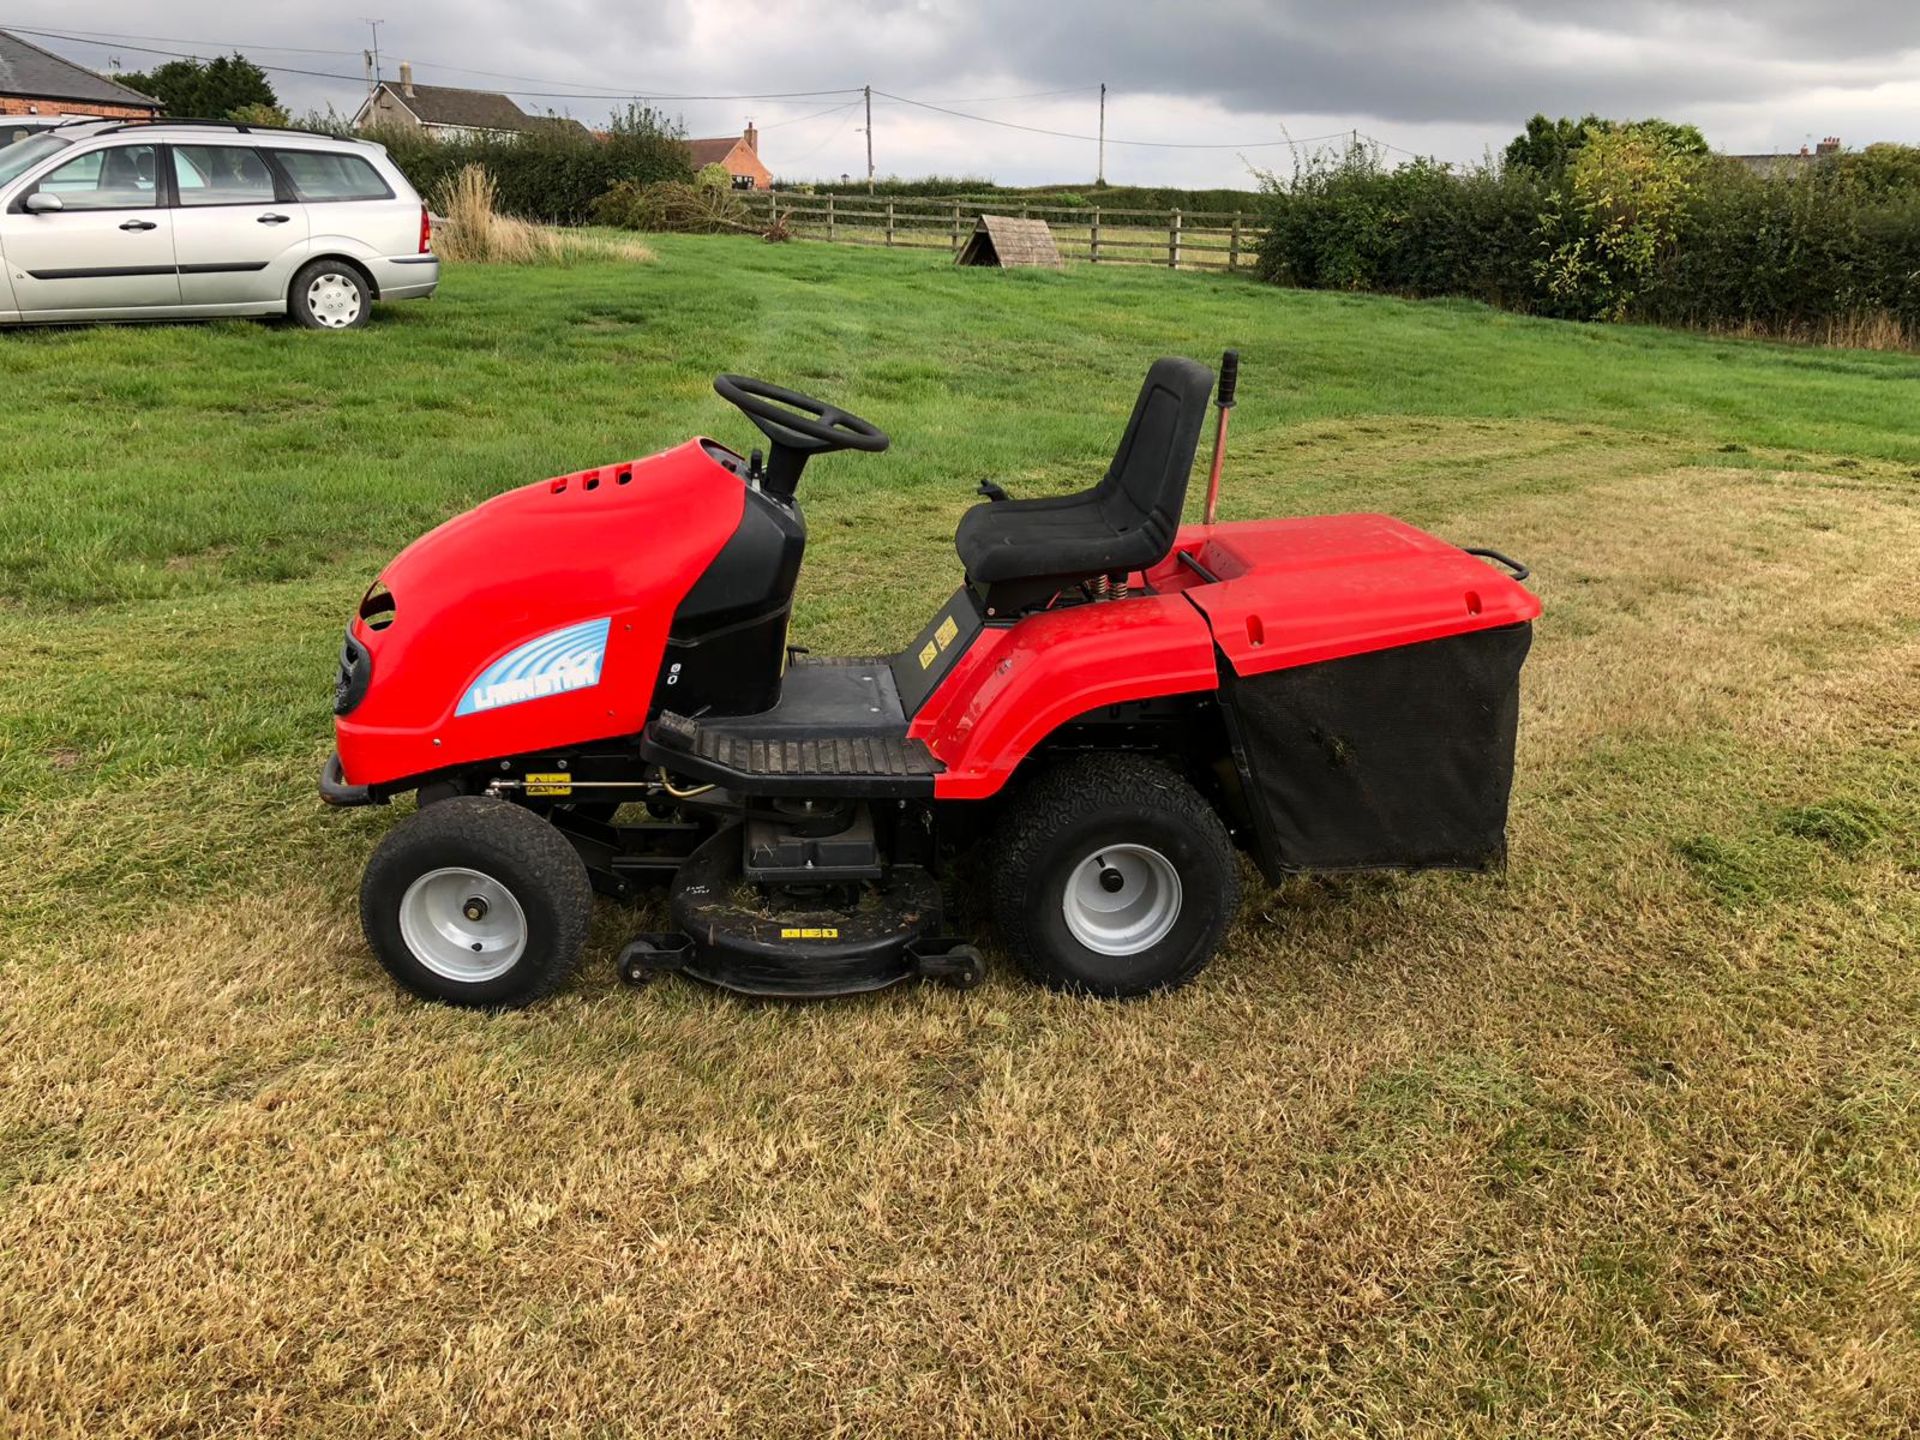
[319,752,376,807]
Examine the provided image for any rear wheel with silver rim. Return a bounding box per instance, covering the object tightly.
[291,258,371,331]
[1063,844,1184,956]
[361,796,592,1007]
[991,753,1239,997]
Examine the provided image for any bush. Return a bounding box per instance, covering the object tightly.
[590,179,753,234]
[1256,124,1920,347]
[1534,126,1701,321]
[432,164,654,266]
[229,102,291,128]
[1640,159,1920,341]
[324,106,692,225]
[1257,145,1541,303]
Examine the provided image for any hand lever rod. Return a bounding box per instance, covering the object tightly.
[1203,349,1238,527]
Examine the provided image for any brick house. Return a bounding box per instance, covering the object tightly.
[353,62,587,141]
[687,125,771,189]
[0,29,161,119]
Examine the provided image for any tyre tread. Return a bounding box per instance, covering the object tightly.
[291,257,371,331]
[989,752,1238,996]
[361,796,593,1007]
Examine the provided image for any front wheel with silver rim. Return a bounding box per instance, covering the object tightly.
[361,796,593,1007]
[291,258,371,331]
[990,753,1239,998]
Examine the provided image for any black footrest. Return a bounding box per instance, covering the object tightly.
[701,732,939,780]
[642,659,942,797]
[642,725,940,797]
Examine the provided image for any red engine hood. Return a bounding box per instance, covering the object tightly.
[1149,515,1541,676]
[336,438,745,788]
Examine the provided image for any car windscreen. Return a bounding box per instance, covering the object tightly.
[0,133,71,187]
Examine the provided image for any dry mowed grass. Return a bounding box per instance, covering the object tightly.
[2,250,1917,1437]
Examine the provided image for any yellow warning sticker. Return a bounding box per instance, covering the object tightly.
[780,927,840,940]
[918,640,938,669]
[934,614,959,650]
[525,772,572,797]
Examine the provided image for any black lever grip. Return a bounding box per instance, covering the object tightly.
[1217,350,1239,408]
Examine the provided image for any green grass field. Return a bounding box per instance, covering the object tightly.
[3,236,1918,1437]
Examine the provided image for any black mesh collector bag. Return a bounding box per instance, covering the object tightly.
[1222,622,1532,877]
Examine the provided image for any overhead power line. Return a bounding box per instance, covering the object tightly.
[0,22,365,57]
[3,27,383,84]
[0,21,833,98]
[757,99,866,130]
[785,104,864,163]
[872,89,1355,151]
[2,26,865,101]
[2,24,1101,105]
[5,22,1425,156]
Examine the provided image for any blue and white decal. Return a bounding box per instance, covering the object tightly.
[457,617,611,716]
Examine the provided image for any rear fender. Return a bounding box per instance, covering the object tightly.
[913,593,1219,801]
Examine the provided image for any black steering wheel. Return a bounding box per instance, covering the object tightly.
[714,375,888,497]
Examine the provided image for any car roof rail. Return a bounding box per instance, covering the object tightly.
[87,116,320,139]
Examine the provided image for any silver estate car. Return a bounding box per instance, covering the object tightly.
[0,119,437,330]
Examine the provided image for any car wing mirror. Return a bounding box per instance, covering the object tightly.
[23,192,63,214]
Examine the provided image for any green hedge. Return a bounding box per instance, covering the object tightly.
[1257,140,1920,344]
[1640,168,1920,338]
[299,109,692,225]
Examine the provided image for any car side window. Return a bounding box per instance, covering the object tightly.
[172,145,277,207]
[35,144,159,209]
[267,150,394,203]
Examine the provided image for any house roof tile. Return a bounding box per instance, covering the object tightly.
[0,29,161,109]
[389,82,538,132]
[687,136,743,167]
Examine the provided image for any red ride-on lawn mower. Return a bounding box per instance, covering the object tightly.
[322,354,1540,1006]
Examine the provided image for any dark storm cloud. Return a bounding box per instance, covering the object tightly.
[789,0,1920,123]
[11,0,1916,169]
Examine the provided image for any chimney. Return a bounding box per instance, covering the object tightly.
[400,61,415,99]
[1816,135,1841,156]
[743,121,757,154]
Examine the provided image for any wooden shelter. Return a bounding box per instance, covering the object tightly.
[955,214,1064,269]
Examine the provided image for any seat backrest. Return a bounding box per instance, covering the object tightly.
[1095,356,1215,555]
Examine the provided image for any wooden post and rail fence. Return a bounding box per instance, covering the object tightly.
[741,191,1260,273]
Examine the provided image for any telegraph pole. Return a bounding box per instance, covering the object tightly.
[864,84,874,193]
[1097,82,1106,185]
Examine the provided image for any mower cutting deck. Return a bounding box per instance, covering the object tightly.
[324,357,1539,1007]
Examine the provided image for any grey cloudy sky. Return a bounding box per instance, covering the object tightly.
[12,2,1918,185]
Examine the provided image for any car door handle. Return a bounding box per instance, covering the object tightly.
[119,219,158,232]
[257,213,291,225]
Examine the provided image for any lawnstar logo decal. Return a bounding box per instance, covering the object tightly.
[456,617,611,716]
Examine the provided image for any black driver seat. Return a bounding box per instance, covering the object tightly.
[955,356,1214,590]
